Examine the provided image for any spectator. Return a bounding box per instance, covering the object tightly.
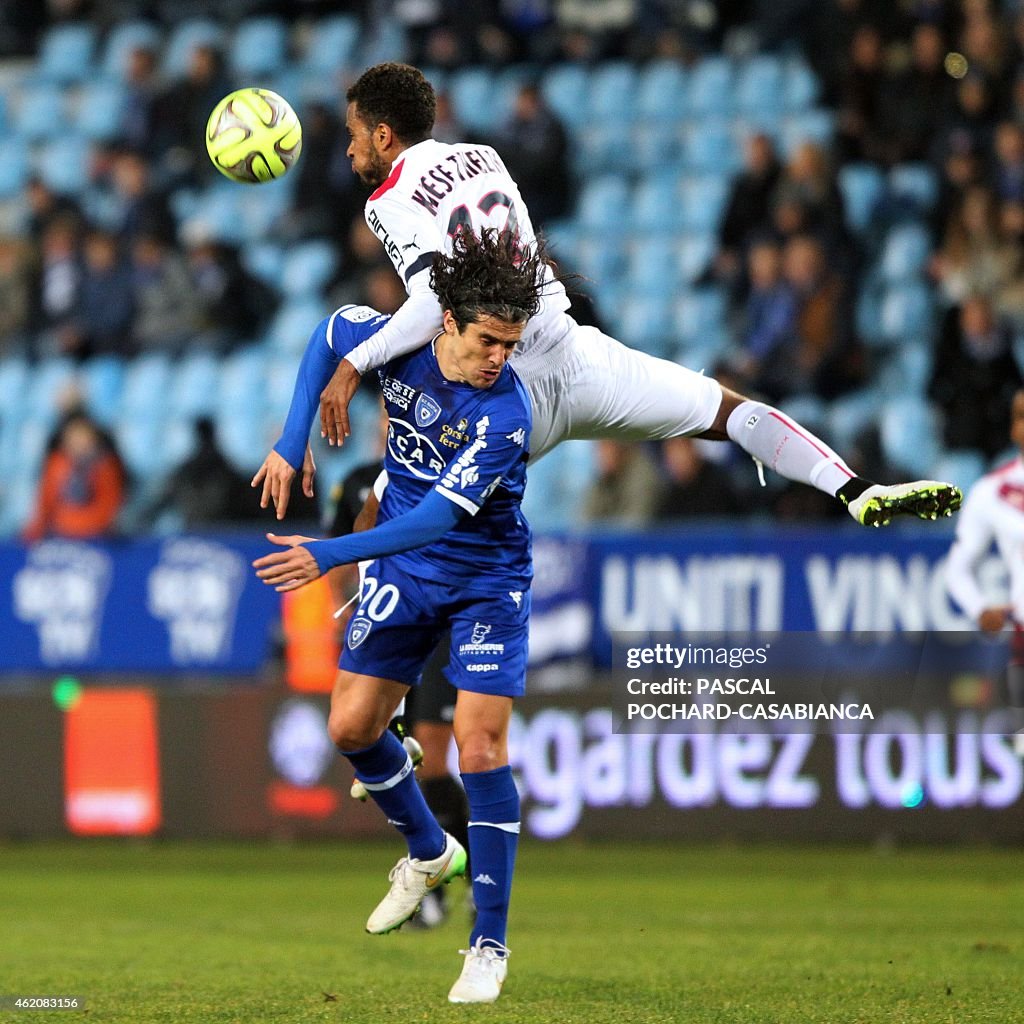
[105,150,176,244]
[737,238,798,380]
[492,84,571,227]
[932,184,1005,304]
[78,229,135,357]
[654,437,742,520]
[363,265,407,315]
[995,201,1024,322]
[23,409,126,542]
[582,440,661,526]
[25,176,82,243]
[773,142,848,256]
[836,23,886,164]
[717,134,782,281]
[432,91,465,145]
[119,45,162,156]
[148,417,258,529]
[31,217,83,359]
[928,295,1024,459]
[930,133,982,242]
[131,232,195,355]
[935,72,997,159]
[991,122,1024,204]
[0,236,33,357]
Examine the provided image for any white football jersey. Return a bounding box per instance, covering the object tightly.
[346,139,573,380]
[947,456,1024,623]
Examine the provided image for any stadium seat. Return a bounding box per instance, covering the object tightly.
[356,18,407,69]
[101,21,163,80]
[781,109,835,155]
[116,411,170,479]
[879,223,932,283]
[575,176,630,233]
[676,234,716,285]
[80,356,125,427]
[679,176,730,234]
[575,235,626,289]
[575,124,629,176]
[673,288,727,346]
[825,388,884,453]
[0,475,37,536]
[36,24,96,84]
[635,61,688,123]
[162,20,225,78]
[521,439,596,531]
[735,56,785,117]
[778,394,828,435]
[215,406,272,473]
[229,17,288,78]
[878,340,933,396]
[281,241,339,298]
[300,14,360,75]
[35,137,93,196]
[120,354,172,417]
[492,65,538,121]
[242,242,286,290]
[626,239,680,298]
[783,57,820,110]
[879,397,941,477]
[632,175,685,234]
[687,57,734,117]
[838,163,885,234]
[541,64,589,127]
[26,358,76,421]
[888,163,939,214]
[587,63,636,125]
[932,450,986,495]
[169,351,220,419]
[75,82,127,141]
[879,282,934,343]
[682,120,739,173]
[449,68,496,134]
[219,345,270,411]
[14,84,68,142]
[0,143,29,199]
[266,301,328,356]
[631,120,683,169]
[236,182,293,242]
[266,354,300,421]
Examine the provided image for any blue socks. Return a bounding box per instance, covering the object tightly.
[341,730,445,862]
[462,765,520,948]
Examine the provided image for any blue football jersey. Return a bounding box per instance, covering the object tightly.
[327,304,533,592]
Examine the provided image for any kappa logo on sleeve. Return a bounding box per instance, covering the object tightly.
[415,393,441,428]
[506,428,526,447]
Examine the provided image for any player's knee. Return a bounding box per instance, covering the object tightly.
[456,732,505,774]
[328,711,380,752]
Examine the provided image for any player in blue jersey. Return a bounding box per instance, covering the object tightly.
[252,229,547,1004]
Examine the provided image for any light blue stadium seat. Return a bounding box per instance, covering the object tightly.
[576,235,626,288]
[162,20,225,78]
[679,176,729,233]
[449,68,496,134]
[491,66,536,121]
[76,82,127,141]
[878,340,933,396]
[593,282,625,326]
[880,397,941,477]
[575,123,629,175]
[777,394,828,435]
[81,356,125,427]
[120,354,172,417]
[676,234,716,284]
[0,358,29,420]
[182,187,245,246]
[356,19,407,70]
[14,84,68,142]
[266,301,326,355]
[636,61,687,123]
[219,345,269,410]
[215,407,272,473]
[229,17,288,78]
[544,220,578,264]
[301,14,360,74]
[781,109,835,155]
[541,64,589,127]
[682,120,739,173]
[116,410,169,479]
[880,223,932,283]
[37,24,96,84]
[35,137,93,196]
[0,143,29,199]
[889,163,939,213]
[783,57,820,110]
[169,351,220,419]
[676,330,729,372]
[576,176,630,232]
[932,450,986,495]
[266,353,300,421]
[236,182,293,242]
[838,163,884,234]
[626,239,679,298]
[631,120,683,168]
[281,240,339,298]
[587,63,636,125]
[9,415,51,475]
[879,282,934,343]
[242,242,286,289]
[0,474,37,536]
[101,22,162,79]
[26,358,76,421]
[736,56,784,117]
[162,416,199,473]
[687,57,734,117]
[673,288,727,346]
[521,439,596,531]
[825,388,884,452]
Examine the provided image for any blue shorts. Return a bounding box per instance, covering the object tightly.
[339,559,530,698]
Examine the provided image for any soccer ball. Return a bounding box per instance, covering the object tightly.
[205,87,302,184]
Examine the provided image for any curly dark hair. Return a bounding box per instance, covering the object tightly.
[346,63,436,144]
[431,229,548,331]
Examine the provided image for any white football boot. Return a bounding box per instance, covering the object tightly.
[448,939,510,1004]
[365,832,466,934]
[845,480,962,527]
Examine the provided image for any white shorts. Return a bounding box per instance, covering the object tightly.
[518,321,723,461]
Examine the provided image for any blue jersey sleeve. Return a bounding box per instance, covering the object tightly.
[273,305,391,470]
[433,405,530,515]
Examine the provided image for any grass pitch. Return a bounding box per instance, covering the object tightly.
[0,841,1021,1023]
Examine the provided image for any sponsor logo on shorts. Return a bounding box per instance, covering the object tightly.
[414,392,441,428]
[348,616,372,649]
[472,622,491,643]
[459,621,505,656]
[466,663,499,672]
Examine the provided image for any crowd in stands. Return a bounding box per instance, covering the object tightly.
[3,0,1024,537]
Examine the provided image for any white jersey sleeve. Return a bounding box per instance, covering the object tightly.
[946,478,996,621]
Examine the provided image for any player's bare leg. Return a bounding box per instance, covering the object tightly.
[328,671,467,935]
[700,388,962,527]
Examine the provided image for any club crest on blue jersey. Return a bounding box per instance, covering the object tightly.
[415,393,442,428]
[348,616,372,649]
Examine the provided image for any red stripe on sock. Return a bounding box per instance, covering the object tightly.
[768,411,854,477]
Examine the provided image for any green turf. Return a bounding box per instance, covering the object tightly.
[0,841,1021,1023]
